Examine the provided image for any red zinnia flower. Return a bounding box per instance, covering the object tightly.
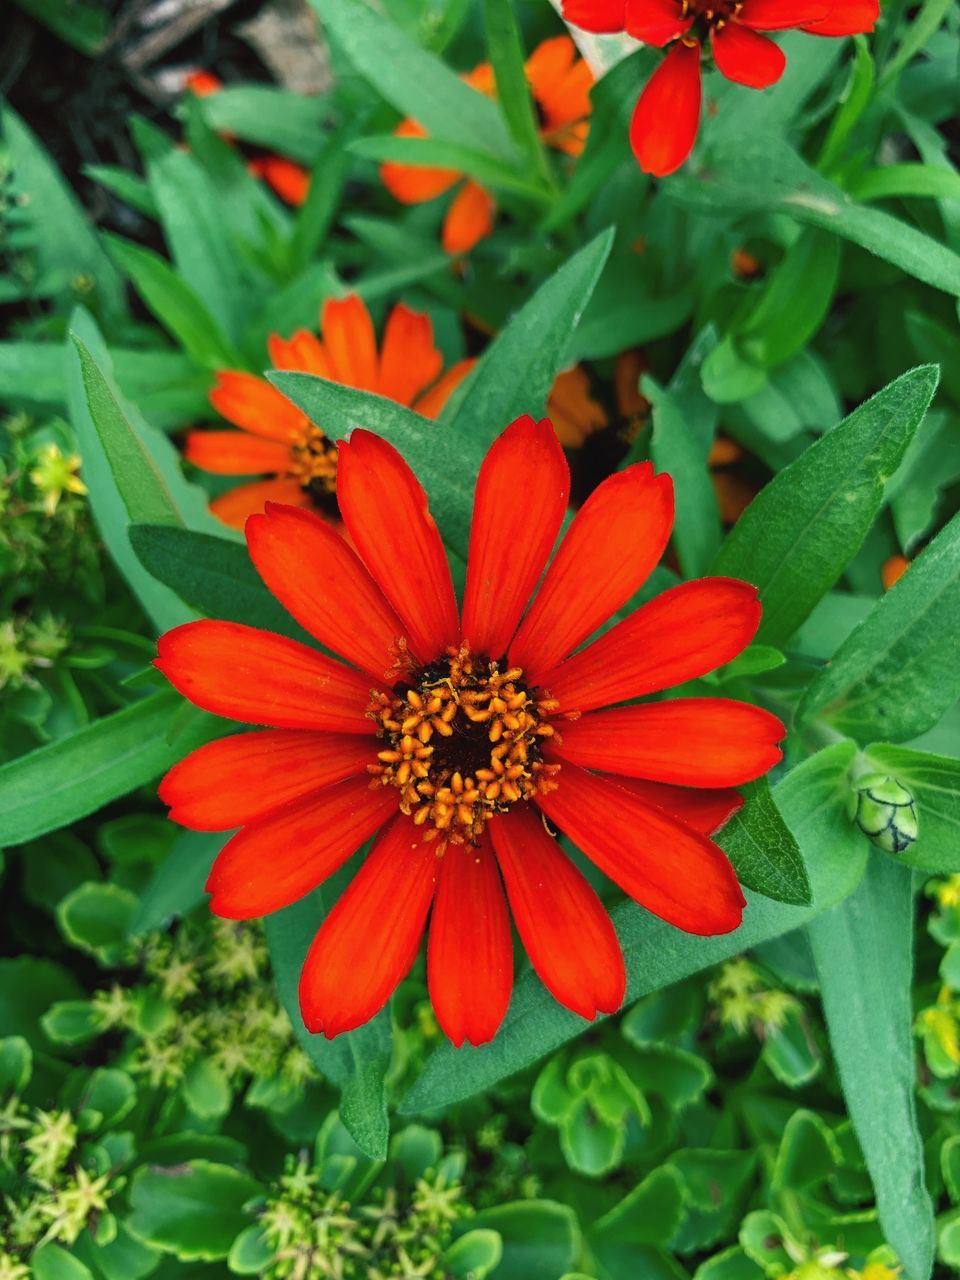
[381,36,594,255]
[156,417,784,1046]
[185,294,474,529]
[563,0,880,176]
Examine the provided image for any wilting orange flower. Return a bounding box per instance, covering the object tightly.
[186,294,474,529]
[156,416,784,1046]
[184,70,311,205]
[381,35,594,254]
[549,351,650,448]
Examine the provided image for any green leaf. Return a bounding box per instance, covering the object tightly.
[849,163,960,204]
[194,87,330,164]
[31,1244,94,1280]
[182,1059,232,1120]
[56,882,138,963]
[860,745,960,872]
[712,365,938,646]
[443,1229,503,1279]
[105,235,241,369]
[761,1006,822,1088]
[445,229,614,454]
[719,777,811,908]
[483,0,548,179]
[40,1001,105,1047]
[11,0,109,52]
[309,0,518,164]
[590,1166,686,1246]
[127,1160,263,1262]
[463,1202,579,1280]
[667,135,960,297]
[734,229,840,369]
[771,1108,840,1192]
[797,509,960,742]
[0,691,215,847]
[130,829,226,934]
[808,855,935,1280]
[645,337,721,577]
[265,890,391,1159]
[128,524,311,643]
[65,310,208,631]
[0,1036,33,1093]
[0,340,67,408]
[2,104,125,323]
[399,742,865,1113]
[0,957,84,1050]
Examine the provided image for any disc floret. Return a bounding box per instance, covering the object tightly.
[369,644,561,849]
[288,422,338,496]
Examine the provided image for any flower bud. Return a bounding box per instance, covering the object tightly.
[849,773,918,854]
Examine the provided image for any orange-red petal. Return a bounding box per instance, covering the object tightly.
[267,329,332,378]
[299,815,440,1036]
[800,0,878,34]
[625,0,694,45]
[210,371,306,441]
[539,577,762,713]
[380,118,461,204]
[321,295,379,392]
[184,430,291,477]
[155,620,376,733]
[254,154,311,206]
[377,303,444,408]
[553,698,785,787]
[209,478,311,530]
[442,180,496,255]
[462,416,570,661]
[738,0,828,28]
[509,461,674,680]
[602,777,743,836]
[490,805,625,1021]
[246,502,410,677]
[538,764,745,935]
[206,777,397,918]
[630,40,702,178]
[427,838,513,1047]
[412,358,476,420]
[562,0,627,31]
[712,22,786,87]
[159,730,375,830]
[337,430,460,661]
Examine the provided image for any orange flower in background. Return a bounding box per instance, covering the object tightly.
[882,554,910,590]
[381,35,594,254]
[548,351,649,448]
[563,0,880,176]
[184,70,311,206]
[156,416,784,1047]
[185,294,474,528]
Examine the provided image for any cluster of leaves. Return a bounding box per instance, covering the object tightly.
[1,0,960,1275]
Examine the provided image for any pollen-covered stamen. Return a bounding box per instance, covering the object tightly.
[288,423,338,496]
[368,645,562,851]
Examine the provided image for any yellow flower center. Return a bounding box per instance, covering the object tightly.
[288,423,338,497]
[368,645,561,851]
[680,0,743,30]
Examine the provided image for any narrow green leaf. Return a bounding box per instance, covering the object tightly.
[2,105,125,323]
[308,0,518,164]
[483,0,549,178]
[818,38,875,173]
[797,508,960,742]
[265,890,391,1159]
[734,229,840,369]
[808,857,935,1280]
[194,86,331,165]
[399,743,864,1113]
[878,0,955,87]
[445,229,615,451]
[72,335,183,528]
[848,163,960,204]
[0,692,211,847]
[128,524,311,644]
[130,829,226,934]
[105,235,241,369]
[720,778,811,907]
[712,366,939,645]
[0,340,66,409]
[667,136,960,297]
